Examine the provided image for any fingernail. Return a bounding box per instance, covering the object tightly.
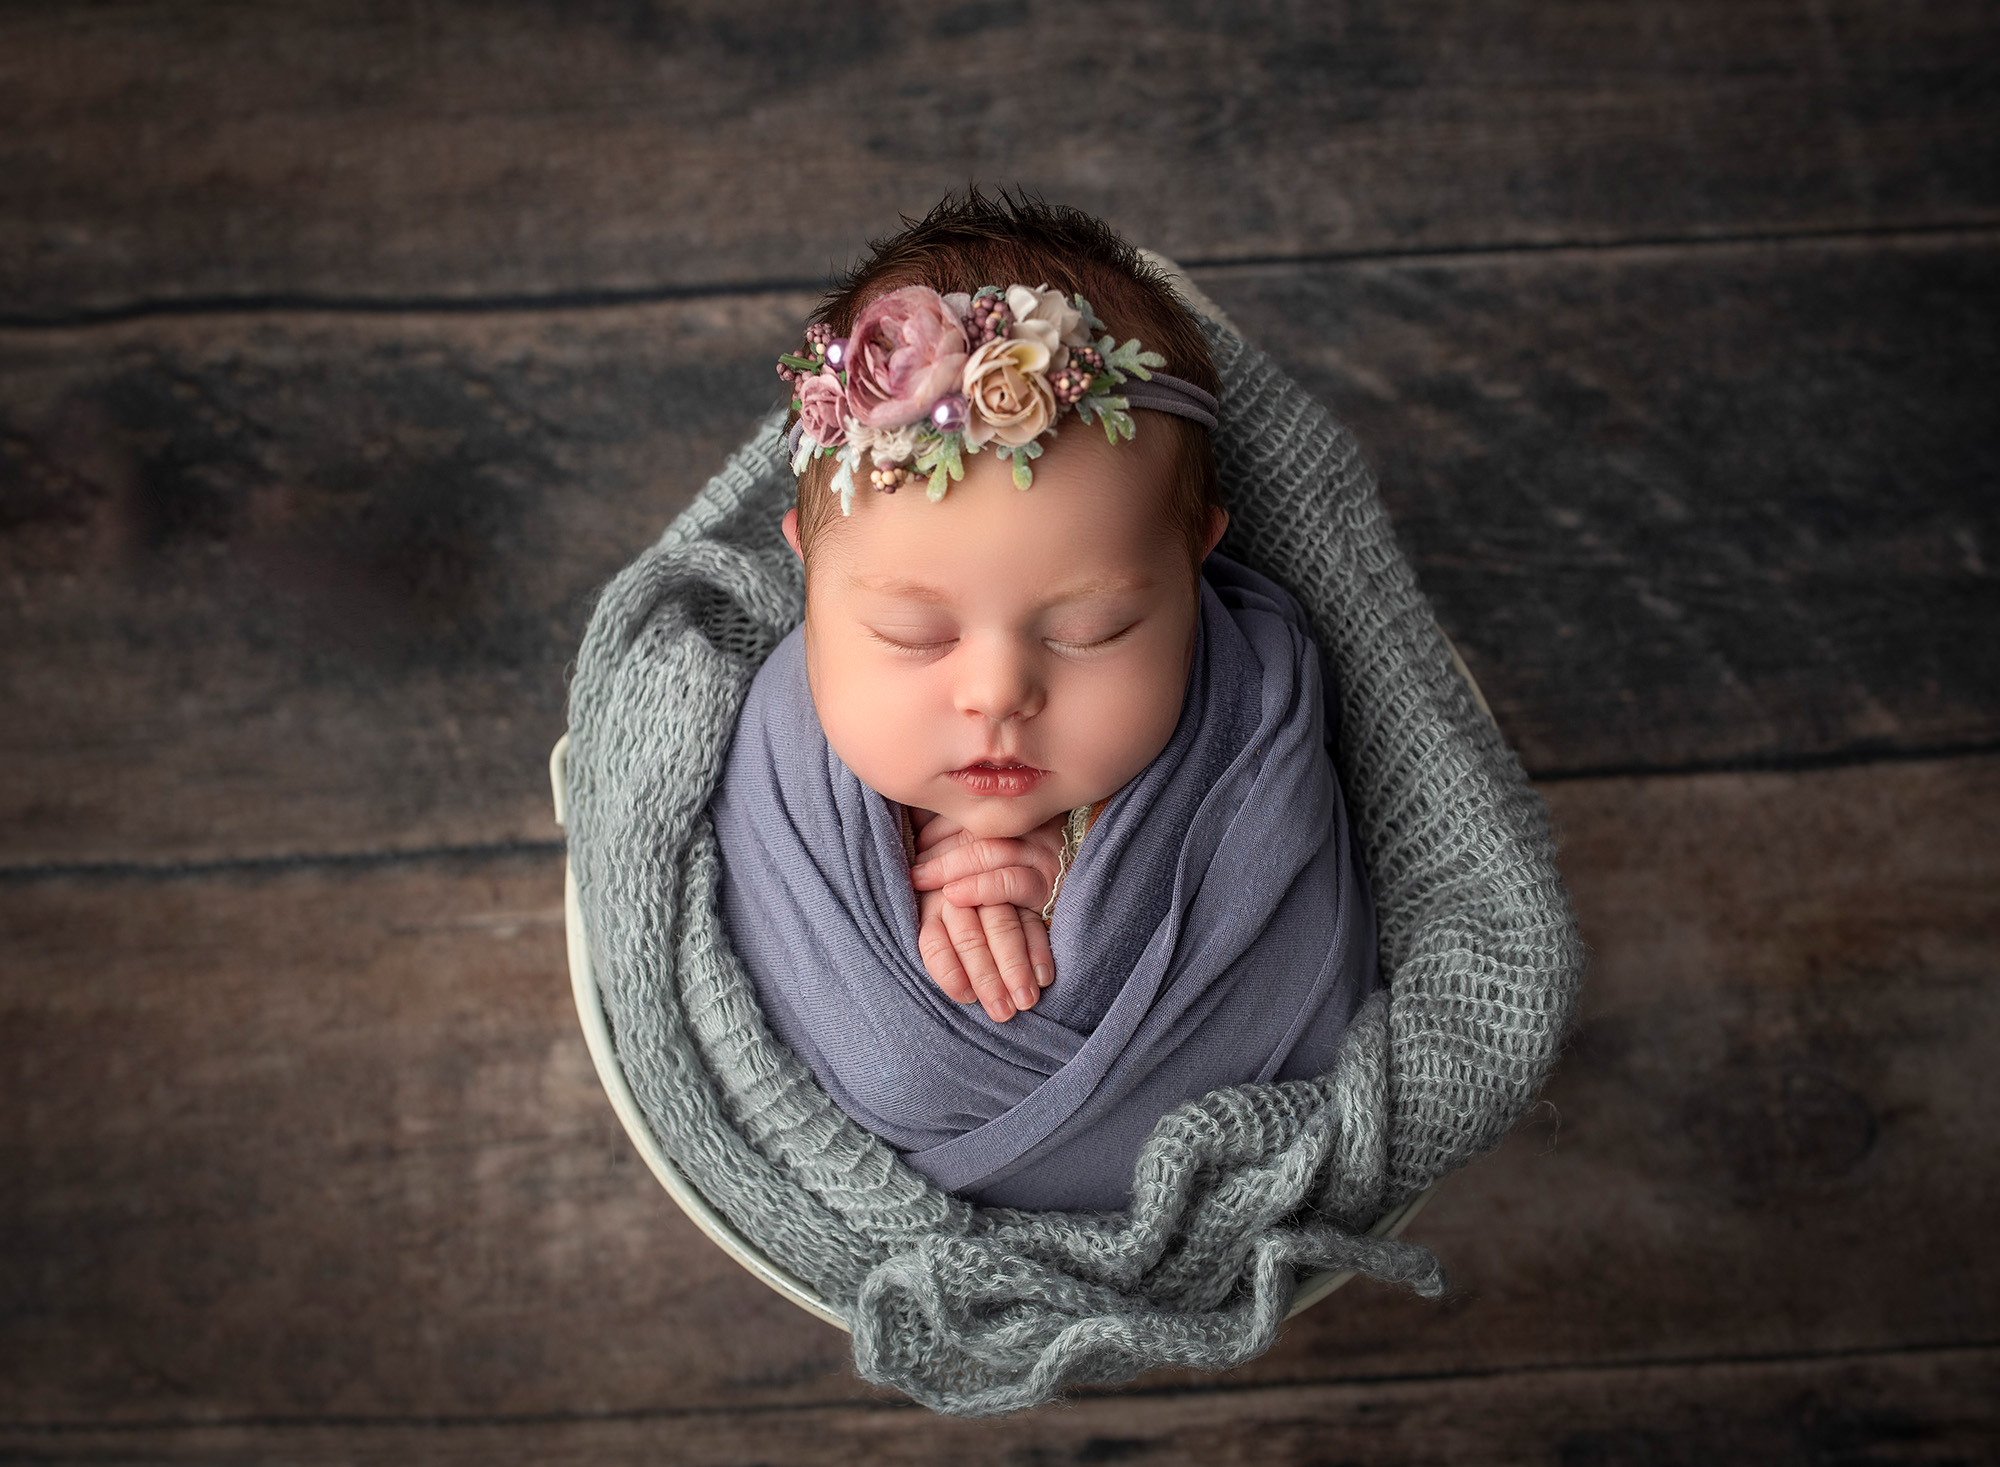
[987,998,1013,1022]
[1035,964,1053,988]
[1012,984,1036,1009]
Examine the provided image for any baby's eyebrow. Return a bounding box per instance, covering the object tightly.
[850,574,952,603]
[848,573,1149,603]
[1045,574,1151,601]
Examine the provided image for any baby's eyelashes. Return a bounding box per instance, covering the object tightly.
[865,626,958,656]
[1044,619,1140,655]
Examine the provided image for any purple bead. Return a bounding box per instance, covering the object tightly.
[823,336,851,371]
[930,393,970,434]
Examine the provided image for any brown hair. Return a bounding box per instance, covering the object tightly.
[789,189,1219,573]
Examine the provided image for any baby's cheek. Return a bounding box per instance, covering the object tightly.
[1063,657,1186,790]
[815,657,951,803]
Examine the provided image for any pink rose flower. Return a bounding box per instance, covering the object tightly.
[845,286,970,428]
[962,336,1056,448]
[796,369,849,447]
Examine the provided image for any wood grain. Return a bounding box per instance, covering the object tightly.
[0,1349,1992,1463]
[4,757,1994,1423]
[0,294,811,867]
[1212,230,2000,777]
[5,238,1995,866]
[4,0,1994,1456]
[0,850,863,1422]
[3,1,1996,317]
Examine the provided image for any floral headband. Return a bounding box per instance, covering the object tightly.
[778,283,1219,514]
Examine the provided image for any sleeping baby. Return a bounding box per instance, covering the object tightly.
[711,194,1378,1211]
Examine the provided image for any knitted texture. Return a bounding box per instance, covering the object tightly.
[565,318,1585,1415]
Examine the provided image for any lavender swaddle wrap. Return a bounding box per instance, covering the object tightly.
[711,552,1378,1210]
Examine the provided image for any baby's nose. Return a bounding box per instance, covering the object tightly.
[955,638,1045,722]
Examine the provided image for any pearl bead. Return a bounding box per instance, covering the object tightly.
[930,394,969,433]
[823,337,850,371]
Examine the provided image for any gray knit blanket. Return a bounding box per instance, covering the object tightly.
[564,318,1585,1416]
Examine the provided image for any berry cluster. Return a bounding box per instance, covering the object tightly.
[776,322,839,384]
[1049,365,1092,406]
[965,293,1014,347]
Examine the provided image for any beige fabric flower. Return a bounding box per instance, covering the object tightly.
[1005,283,1088,368]
[962,337,1056,448]
[865,423,921,466]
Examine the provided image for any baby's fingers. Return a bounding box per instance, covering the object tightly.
[910,836,1047,891]
[940,864,1052,912]
[916,905,978,1005]
[942,901,1015,1022]
[1021,908,1055,991]
[977,903,1042,1016]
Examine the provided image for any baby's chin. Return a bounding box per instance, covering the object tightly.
[884,783,1077,841]
[945,799,1070,842]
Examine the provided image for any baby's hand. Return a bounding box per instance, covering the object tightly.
[910,817,1066,913]
[909,813,1066,1023]
[914,887,1053,1023]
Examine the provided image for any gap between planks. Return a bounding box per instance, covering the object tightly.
[4,218,1995,332]
[0,838,567,886]
[4,742,1995,886]
[5,1337,1994,1437]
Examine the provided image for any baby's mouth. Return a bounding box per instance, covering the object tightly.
[948,759,1049,797]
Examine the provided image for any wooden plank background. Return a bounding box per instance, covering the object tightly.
[2,1,1996,1461]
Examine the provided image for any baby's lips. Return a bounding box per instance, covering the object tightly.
[947,762,1051,798]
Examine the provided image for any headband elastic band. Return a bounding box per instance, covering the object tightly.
[1116,371,1219,431]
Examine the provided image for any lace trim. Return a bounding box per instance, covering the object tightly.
[1040,804,1094,925]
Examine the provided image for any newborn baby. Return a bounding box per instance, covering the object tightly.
[712,196,1377,1210]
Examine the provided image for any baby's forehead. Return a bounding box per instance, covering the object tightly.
[814,505,1175,591]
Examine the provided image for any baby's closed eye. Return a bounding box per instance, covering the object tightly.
[866,624,958,655]
[1044,618,1140,653]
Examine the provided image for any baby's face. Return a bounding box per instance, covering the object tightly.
[788,423,1219,842]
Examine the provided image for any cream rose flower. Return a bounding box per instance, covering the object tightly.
[1005,283,1088,366]
[866,423,921,466]
[962,336,1056,448]
[843,420,878,458]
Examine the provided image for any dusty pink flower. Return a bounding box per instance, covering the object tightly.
[962,336,1056,448]
[795,369,849,447]
[845,286,970,428]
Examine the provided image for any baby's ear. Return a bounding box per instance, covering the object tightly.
[1203,506,1230,557]
[781,507,804,562]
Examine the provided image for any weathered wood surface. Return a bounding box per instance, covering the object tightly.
[0,850,860,1422]
[3,1347,1993,1465]
[1211,232,2000,778]
[3,1,1997,318]
[5,757,1994,1425]
[1260,754,2000,1386]
[4,0,1995,1452]
[5,237,1995,867]
[0,294,811,868]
